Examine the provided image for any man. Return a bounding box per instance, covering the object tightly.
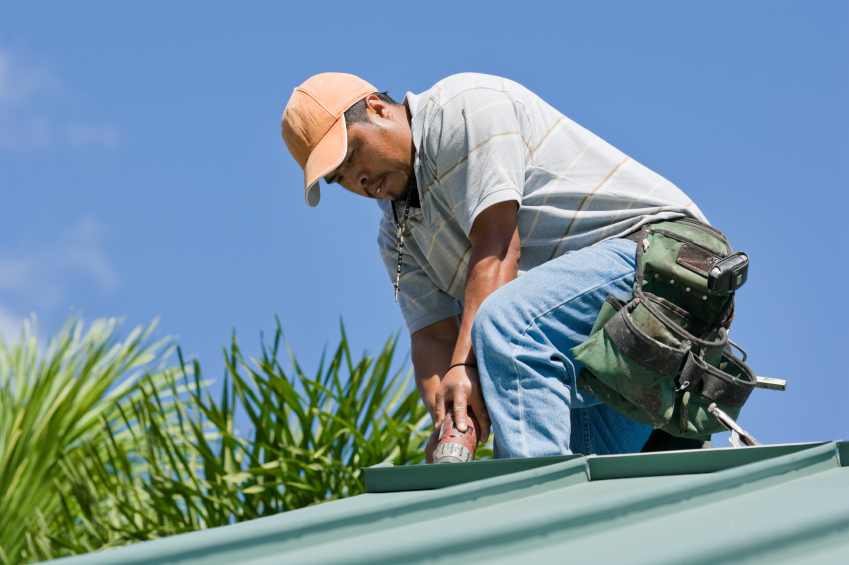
[281,72,705,458]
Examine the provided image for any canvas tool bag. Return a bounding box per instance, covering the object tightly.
[572,218,764,439]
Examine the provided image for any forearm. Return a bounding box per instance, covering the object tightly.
[451,237,520,366]
[411,324,458,421]
[431,201,520,440]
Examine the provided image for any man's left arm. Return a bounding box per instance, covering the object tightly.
[435,200,521,442]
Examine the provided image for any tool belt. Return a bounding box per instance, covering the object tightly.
[572,218,764,439]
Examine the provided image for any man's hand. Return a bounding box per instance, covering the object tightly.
[411,201,519,457]
[434,364,491,443]
[411,317,459,423]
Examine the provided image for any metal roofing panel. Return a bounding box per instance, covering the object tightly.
[56,441,849,564]
[363,442,828,492]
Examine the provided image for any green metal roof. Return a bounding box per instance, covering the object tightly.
[58,441,849,564]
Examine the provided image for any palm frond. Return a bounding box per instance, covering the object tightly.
[26,318,431,561]
[0,317,179,563]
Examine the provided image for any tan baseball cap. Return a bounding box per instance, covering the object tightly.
[281,72,378,207]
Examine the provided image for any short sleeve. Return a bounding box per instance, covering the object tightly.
[377,213,461,334]
[431,91,526,236]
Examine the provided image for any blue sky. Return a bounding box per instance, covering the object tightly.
[1,1,846,445]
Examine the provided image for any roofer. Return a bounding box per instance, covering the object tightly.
[281,72,707,459]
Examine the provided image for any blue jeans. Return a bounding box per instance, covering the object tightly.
[471,238,652,458]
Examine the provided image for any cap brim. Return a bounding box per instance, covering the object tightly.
[303,116,348,207]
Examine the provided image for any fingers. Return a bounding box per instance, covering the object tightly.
[436,366,486,438]
[453,392,469,432]
[434,388,445,431]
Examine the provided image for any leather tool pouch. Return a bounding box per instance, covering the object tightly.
[572,219,757,439]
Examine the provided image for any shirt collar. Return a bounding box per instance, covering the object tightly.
[403,90,430,223]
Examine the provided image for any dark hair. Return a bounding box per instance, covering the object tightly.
[344,91,397,125]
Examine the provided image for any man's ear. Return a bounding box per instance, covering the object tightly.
[364,94,392,119]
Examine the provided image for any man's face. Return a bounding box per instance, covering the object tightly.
[324,96,413,202]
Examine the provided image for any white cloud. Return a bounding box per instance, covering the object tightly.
[0,305,26,343]
[66,123,121,148]
[0,256,37,292]
[0,48,120,151]
[0,50,10,99]
[60,217,119,291]
[0,216,119,309]
[0,115,52,150]
[0,49,58,104]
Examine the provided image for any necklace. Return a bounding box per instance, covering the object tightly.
[393,191,414,303]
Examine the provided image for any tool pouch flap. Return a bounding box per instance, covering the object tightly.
[680,351,755,407]
[639,219,735,328]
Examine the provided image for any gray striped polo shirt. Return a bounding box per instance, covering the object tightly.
[377,73,705,334]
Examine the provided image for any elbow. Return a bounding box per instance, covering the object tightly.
[412,318,459,352]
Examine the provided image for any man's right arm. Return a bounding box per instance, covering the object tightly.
[411,316,459,423]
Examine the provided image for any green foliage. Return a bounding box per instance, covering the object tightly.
[0,318,177,564]
[7,319,431,562]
